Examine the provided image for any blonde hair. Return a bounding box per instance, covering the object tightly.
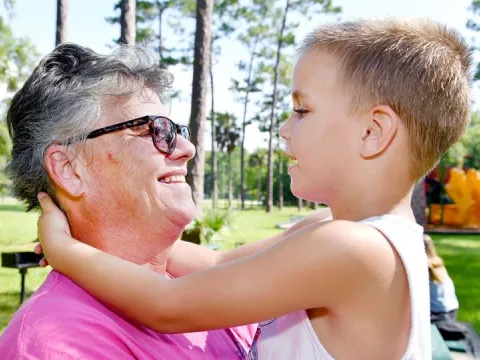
[299,19,473,179]
[423,234,446,283]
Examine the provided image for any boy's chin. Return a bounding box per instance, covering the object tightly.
[291,183,326,204]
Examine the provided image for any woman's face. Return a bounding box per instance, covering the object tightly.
[83,89,197,237]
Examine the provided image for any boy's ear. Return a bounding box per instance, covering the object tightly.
[44,145,88,198]
[360,105,399,158]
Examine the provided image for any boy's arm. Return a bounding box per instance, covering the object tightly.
[38,194,398,334]
[167,207,332,277]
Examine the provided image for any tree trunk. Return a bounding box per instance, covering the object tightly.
[228,152,233,208]
[119,0,136,45]
[298,197,303,211]
[278,155,284,210]
[210,59,218,209]
[266,0,290,213]
[240,37,260,210]
[186,0,213,212]
[257,167,262,206]
[220,159,225,206]
[55,0,68,46]
[158,4,164,63]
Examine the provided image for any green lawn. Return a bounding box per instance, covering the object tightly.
[428,234,480,331]
[0,203,49,330]
[0,203,479,335]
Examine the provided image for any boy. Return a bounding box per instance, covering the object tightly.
[37,19,472,359]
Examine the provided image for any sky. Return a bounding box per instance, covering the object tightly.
[0,0,478,152]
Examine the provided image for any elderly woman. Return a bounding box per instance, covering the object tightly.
[0,43,253,359]
[0,44,329,359]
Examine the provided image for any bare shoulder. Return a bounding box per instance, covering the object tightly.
[285,219,404,305]
[295,219,399,264]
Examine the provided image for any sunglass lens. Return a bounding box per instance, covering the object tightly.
[153,117,175,154]
[180,126,190,141]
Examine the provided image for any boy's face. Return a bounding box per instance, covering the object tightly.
[279,50,362,204]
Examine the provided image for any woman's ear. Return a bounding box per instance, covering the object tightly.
[44,145,88,198]
[360,105,399,158]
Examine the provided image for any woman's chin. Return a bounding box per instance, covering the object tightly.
[169,203,198,228]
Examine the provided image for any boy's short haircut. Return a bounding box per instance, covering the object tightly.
[299,18,473,179]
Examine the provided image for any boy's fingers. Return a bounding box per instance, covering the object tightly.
[37,192,58,214]
[34,243,43,254]
[39,258,49,267]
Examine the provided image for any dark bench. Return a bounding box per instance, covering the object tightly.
[1,251,43,304]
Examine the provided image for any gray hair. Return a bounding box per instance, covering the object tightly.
[5,43,173,210]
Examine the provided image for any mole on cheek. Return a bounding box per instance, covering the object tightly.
[107,152,120,164]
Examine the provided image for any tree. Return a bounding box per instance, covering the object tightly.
[215,112,240,207]
[229,0,272,210]
[208,0,241,209]
[468,1,480,79]
[275,108,290,210]
[55,0,68,46]
[252,52,293,209]
[209,60,219,209]
[3,0,14,18]
[248,149,267,205]
[186,0,214,211]
[108,0,193,67]
[448,112,480,168]
[0,17,37,96]
[264,0,340,212]
[209,0,238,209]
[120,0,136,45]
[0,10,38,195]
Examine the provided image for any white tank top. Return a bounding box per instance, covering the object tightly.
[256,214,431,360]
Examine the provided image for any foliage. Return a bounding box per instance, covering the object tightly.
[444,112,480,168]
[0,170,10,198]
[182,207,234,244]
[467,0,480,79]
[0,17,38,94]
[215,112,240,154]
[107,0,192,67]
[0,121,11,156]
[0,15,38,172]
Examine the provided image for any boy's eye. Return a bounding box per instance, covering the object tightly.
[293,108,307,117]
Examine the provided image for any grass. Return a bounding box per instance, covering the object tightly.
[429,234,480,331]
[0,203,50,330]
[0,202,479,335]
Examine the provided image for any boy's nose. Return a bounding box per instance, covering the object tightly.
[279,117,292,140]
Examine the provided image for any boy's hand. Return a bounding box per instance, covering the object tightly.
[36,192,72,267]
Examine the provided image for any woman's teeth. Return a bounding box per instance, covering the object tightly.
[160,175,186,183]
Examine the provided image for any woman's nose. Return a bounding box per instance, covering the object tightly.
[169,134,196,161]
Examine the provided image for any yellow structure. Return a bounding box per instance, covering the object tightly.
[429,168,480,228]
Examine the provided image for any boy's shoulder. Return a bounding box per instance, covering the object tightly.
[296,214,423,283]
[294,218,399,274]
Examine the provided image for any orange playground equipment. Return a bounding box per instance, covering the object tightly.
[425,159,480,232]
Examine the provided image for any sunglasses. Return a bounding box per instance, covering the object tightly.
[75,115,190,154]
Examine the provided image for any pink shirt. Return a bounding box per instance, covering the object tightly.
[0,271,258,359]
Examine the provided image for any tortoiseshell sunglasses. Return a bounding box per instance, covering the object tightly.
[71,115,190,155]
